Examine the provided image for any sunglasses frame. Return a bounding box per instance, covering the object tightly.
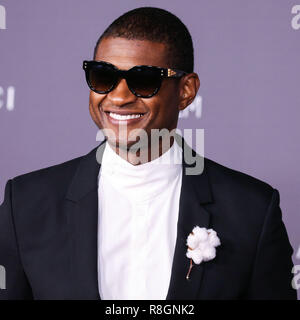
[82,60,188,98]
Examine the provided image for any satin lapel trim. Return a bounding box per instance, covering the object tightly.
[65,140,106,299]
[166,136,213,300]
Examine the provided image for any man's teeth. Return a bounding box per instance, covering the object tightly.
[109,112,143,120]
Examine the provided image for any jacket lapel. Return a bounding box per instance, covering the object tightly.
[64,136,213,300]
[65,139,106,300]
[166,136,213,299]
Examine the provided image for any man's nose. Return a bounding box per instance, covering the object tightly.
[107,78,137,106]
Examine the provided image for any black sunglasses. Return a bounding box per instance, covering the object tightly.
[82,60,188,98]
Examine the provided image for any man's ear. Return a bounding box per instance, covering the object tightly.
[178,73,200,111]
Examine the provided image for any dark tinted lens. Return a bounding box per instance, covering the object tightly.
[127,66,162,97]
[88,63,117,93]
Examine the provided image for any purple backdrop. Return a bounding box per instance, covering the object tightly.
[0,0,299,298]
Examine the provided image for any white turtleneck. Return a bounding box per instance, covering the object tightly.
[97,138,183,300]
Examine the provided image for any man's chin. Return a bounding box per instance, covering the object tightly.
[107,138,136,151]
[107,136,150,152]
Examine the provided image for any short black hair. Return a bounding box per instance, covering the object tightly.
[93,7,194,73]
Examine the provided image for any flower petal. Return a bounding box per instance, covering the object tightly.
[208,231,221,247]
[186,233,199,249]
[191,249,203,264]
[192,226,208,242]
[202,246,216,261]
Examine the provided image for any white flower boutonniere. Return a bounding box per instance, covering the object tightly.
[185,226,221,280]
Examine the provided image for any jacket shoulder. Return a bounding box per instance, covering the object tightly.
[204,157,275,205]
[10,153,85,199]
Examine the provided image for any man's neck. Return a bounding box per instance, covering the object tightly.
[108,135,175,166]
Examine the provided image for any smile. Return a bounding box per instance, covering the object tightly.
[104,111,147,124]
[109,112,144,120]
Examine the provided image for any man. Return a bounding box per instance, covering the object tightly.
[0,7,297,300]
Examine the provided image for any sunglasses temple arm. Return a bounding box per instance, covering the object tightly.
[166,68,188,78]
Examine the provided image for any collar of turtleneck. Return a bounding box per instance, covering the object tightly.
[98,138,183,202]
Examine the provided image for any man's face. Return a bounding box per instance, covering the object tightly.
[89,37,182,150]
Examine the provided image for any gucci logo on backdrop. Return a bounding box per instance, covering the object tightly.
[0,265,5,290]
[291,5,300,30]
[291,245,300,290]
[179,95,202,119]
[0,4,6,30]
[0,86,15,111]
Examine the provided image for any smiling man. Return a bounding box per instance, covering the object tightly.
[86,14,199,165]
[0,7,297,300]
[88,37,190,164]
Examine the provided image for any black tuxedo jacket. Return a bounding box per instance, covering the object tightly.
[0,138,297,300]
